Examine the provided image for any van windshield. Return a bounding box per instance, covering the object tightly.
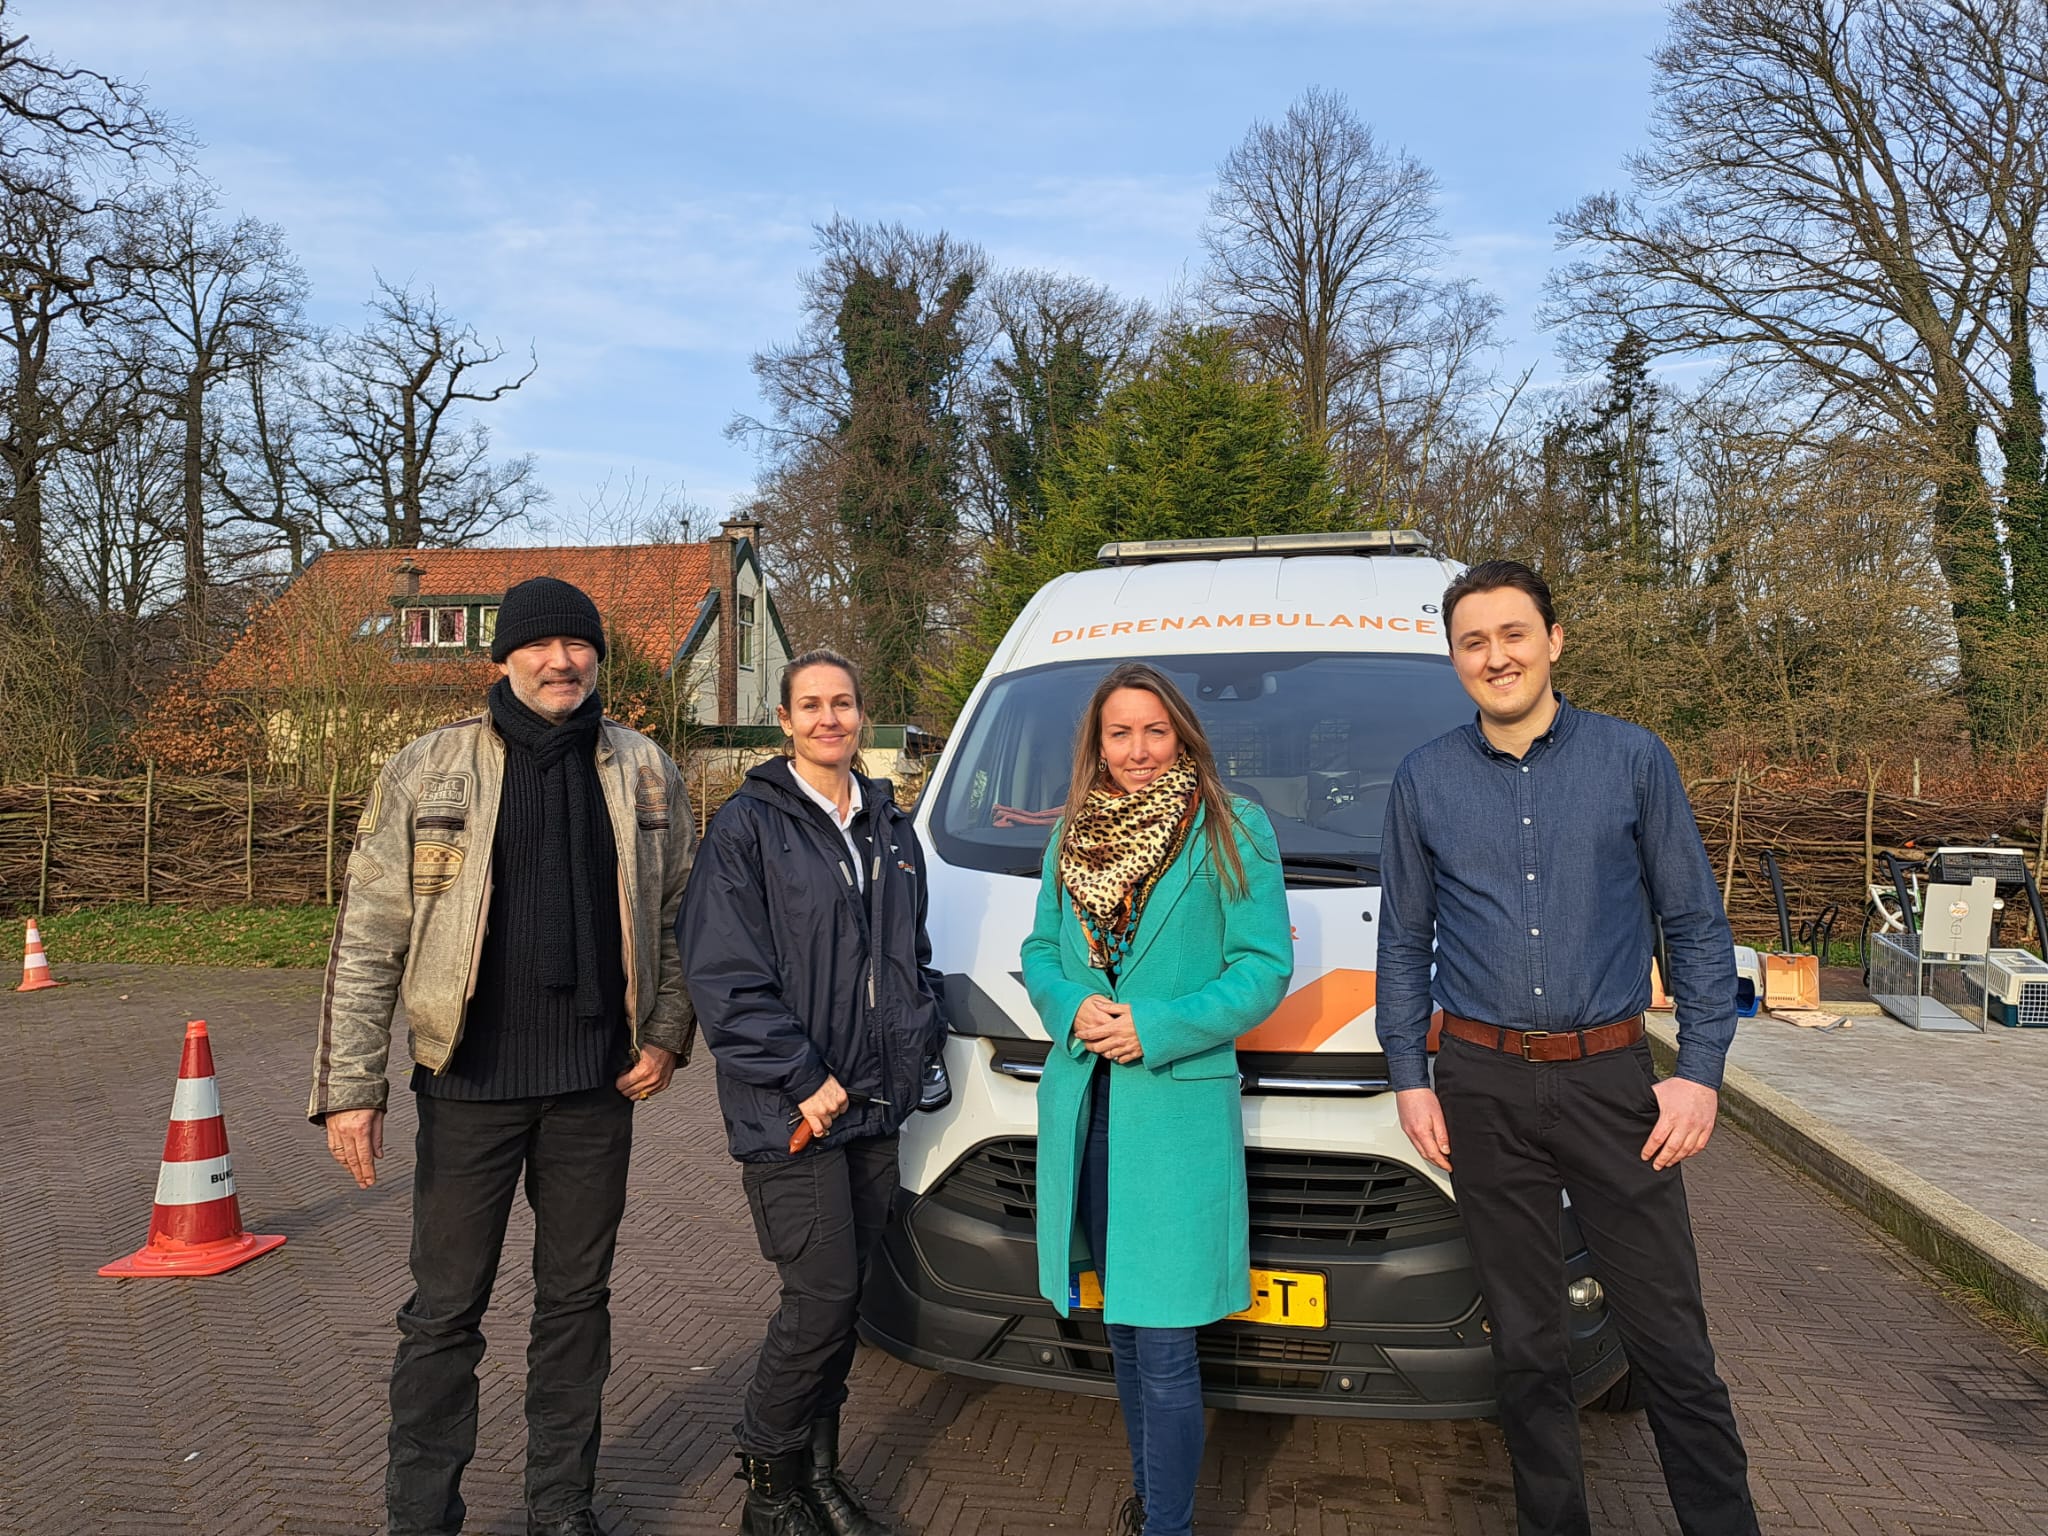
[926,651,1473,885]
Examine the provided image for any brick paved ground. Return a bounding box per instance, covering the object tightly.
[1727,988,2048,1255]
[4,964,2047,1536]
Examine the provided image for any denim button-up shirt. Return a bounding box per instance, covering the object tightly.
[1376,695,1737,1093]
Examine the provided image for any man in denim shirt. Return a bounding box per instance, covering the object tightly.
[1377,560,1759,1536]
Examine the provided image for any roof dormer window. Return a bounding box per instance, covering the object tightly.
[402,606,468,648]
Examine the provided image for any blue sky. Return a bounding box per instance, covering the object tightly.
[35,1,1671,537]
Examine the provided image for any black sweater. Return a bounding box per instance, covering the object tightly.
[413,736,628,1100]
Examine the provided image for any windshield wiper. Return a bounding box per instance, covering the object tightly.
[1283,853,1379,873]
[1279,853,1379,886]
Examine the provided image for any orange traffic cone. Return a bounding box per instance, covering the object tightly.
[16,918,60,991]
[100,1021,286,1277]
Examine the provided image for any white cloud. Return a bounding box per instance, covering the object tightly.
[38,0,1669,58]
[26,0,1672,524]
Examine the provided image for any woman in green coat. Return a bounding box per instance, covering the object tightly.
[1020,661,1293,1536]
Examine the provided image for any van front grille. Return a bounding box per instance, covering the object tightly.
[929,1139,1460,1249]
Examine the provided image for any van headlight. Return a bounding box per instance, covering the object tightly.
[1567,1277,1604,1310]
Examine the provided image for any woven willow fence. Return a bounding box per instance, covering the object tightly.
[1693,772,2048,943]
[0,757,765,914]
[0,770,367,912]
[3,765,2043,931]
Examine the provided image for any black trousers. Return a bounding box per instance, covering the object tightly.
[736,1134,900,1455]
[1434,1034,1759,1536]
[386,1086,634,1536]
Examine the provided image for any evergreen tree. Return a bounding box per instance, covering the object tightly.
[982,330,1106,547]
[973,270,1151,551]
[2002,338,2048,630]
[1538,331,1669,571]
[929,328,1339,719]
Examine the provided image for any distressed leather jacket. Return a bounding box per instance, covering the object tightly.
[308,712,696,1121]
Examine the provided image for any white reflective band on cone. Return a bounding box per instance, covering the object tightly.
[169,1077,222,1122]
[154,1154,236,1206]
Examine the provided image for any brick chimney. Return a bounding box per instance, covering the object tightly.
[393,555,424,600]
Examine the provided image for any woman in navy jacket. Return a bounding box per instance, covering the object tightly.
[680,649,945,1536]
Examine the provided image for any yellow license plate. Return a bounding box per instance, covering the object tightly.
[1071,1267,1327,1328]
[1231,1268,1327,1328]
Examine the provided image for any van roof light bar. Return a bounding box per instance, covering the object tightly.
[1096,529,1433,566]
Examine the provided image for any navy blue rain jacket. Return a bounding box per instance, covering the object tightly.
[680,758,947,1162]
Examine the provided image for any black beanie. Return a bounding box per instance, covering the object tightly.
[490,576,608,662]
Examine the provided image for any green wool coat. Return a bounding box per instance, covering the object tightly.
[1022,800,1293,1328]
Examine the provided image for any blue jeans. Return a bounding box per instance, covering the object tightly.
[1078,1066,1204,1536]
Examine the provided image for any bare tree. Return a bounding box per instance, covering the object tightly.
[1549,0,2048,731]
[0,179,128,592]
[972,269,1152,550]
[736,218,989,717]
[556,470,717,547]
[120,182,305,650]
[214,350,334,574]
[1346,277,1506,520]
[43,399,181,728]
[1400,361,1536,562]
[0,2,182,597]
[1204,87,1444,452]
[741,218,992,454]
[314,278,543,548]
[742,443,856,660]
[0,3,181,191]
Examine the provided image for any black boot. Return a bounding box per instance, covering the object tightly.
[737,1449,829,1536]
[1111,1493,1145,1536]
[528,1512,604,1536]
[801,1412,894,1536]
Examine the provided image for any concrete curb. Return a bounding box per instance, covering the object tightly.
[1646,1015,2048,1343]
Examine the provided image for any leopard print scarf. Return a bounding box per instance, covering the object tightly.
[1057,754,1199,975]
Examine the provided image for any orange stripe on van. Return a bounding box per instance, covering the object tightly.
[1237,969,1377,1052]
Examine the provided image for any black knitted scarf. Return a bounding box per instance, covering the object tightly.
[487,677,607,1020]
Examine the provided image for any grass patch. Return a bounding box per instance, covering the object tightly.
[1734,931,1866,969]
[20,903,335,968]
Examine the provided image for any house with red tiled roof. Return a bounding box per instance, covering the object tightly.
[209,521,791,733]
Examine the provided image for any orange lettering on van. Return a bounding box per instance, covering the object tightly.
[1110,621,1134,637]
[1216,614,1245,628]
[1087,624,1108,639]
[1329,615,1354,628]
[1356,614,1384,629]
[1388,616,1411,631]
[1277,613,1301,627]
[1136,618,1158,633]
[1249,613,1271,627]
[1417,619,1437,635]
[1052,629,1076,644]
[1161,617,1185,631]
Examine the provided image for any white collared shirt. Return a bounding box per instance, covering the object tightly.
[787,758,866,891]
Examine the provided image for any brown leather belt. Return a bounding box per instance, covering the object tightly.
[1440,1012,1645,1063]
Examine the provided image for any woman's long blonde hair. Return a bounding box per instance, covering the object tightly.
[1057,661,1248,898]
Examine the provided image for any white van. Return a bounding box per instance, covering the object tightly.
[859,531,1635,1417]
